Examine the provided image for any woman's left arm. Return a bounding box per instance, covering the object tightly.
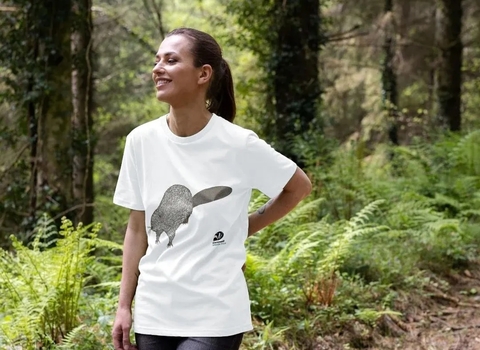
[248,167,312,237]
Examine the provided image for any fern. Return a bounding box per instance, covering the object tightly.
[0,217,106,348]
[317,200,387,276]
[451,129,480,176]
[247,197,324,257]
[243,130,480,348]
[56,324,87,349]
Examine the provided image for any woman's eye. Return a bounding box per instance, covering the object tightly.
[153,59,176,67]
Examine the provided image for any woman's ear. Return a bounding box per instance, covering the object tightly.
[198,64,213,85]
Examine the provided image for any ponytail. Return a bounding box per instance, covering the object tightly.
[207,58,236,123]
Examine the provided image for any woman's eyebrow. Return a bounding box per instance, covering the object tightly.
[155,52,176,59]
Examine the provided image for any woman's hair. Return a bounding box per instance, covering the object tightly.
[166,28,236,122]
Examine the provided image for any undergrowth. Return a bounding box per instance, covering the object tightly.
[0,216,121,350]
[0,130,479,349]
[242,130,480,348]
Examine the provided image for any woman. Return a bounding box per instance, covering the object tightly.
[112,28,312,350]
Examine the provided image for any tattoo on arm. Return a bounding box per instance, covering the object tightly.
[257,200,272,214]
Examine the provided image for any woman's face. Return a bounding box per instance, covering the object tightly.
[152,35,207,106]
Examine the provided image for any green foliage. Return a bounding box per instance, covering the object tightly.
[464,57,480,130]
[243,130,480,348]
[0,216,120,350]
[0,0,479,349]
[242,321,289,350]
[245,199,387,322]
[0,129,479,349]
[224,0,324,159]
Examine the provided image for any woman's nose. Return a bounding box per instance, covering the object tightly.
[153,62,165,74]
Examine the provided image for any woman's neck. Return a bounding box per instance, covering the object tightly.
[167,106,212,137]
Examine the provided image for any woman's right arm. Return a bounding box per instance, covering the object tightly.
[112,210,148,350]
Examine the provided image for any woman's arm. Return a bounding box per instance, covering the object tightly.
[112,210,148,350]
[248,167,312,236]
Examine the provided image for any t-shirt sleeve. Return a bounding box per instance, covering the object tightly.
[241,132,297,198]
[113,134,144,210]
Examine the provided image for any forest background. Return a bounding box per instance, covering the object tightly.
[0,0,480,349]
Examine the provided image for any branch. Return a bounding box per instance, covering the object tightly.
[325,24,371,43]
[327,31,370,43]
[0,143,29,182]
[52,203,95,221]
[327,24,362,39]
[0,6,18,12]
[92,6,156,54]
[145,0,166,39]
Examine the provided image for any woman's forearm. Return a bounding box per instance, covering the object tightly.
[248,167,312,236]
[118,210,148,310]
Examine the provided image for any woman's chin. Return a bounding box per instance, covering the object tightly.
[155,91,169,103]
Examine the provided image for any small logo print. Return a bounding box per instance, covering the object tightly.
[212,231,226,246]
[213,231,224,241]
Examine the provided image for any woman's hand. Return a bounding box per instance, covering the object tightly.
[112,307,138,350]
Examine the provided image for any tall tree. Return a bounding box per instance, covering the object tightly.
[36,0,73,222]
[435,0,463,131]
[71,0,94,225]
[0,0,73,232]
[271,0,322,160]
[225,0,323,161]
[382,0,398,145]
[0,0,96,238]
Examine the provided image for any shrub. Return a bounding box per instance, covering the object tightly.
[0,216,121,350]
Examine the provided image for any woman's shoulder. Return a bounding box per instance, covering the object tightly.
[214,114,258,141]
[127,115,165,140]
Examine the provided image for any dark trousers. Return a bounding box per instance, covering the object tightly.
[135,333,243,350]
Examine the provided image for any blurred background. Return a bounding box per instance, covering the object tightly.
[0,1,479,349]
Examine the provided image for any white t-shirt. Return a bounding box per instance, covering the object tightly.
[113,113,297,337]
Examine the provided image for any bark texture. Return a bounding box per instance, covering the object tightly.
[272,0,321,160]
[35,0,73,220]
[435,0,463,131]
[71,0,94,225]
[382,0,399,145]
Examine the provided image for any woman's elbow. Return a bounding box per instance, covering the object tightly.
[286,167,312,200]
[301,174,312,199]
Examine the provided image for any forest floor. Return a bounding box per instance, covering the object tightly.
[313,263,480,350]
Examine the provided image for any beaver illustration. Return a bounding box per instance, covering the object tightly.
[149,184,232,247]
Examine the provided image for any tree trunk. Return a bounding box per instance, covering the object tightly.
[382,0,399,145]
[435,0,463,131]
[26,15,39,222]
[271,0,321,161]
[71,0,94,225]
[0,0,74,238]
[36,0,73,221]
